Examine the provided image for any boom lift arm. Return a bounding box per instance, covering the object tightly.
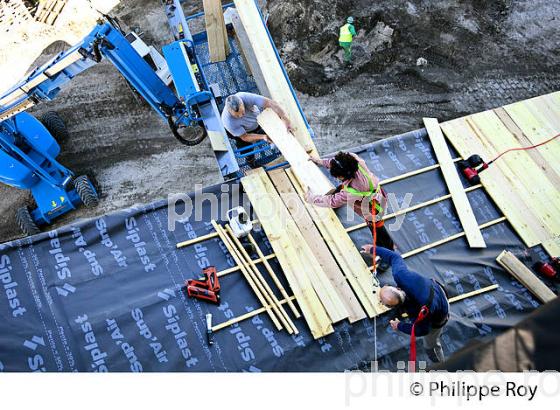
[0,17,211,146]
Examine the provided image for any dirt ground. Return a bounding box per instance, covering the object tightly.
[1,0,559,242]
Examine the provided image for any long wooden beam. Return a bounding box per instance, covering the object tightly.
[224,8,270,97]
[424,117,486,248]
[368,217,507,271]
[211,282,500,332]
[347,184,483,233]
[257,109,385,317]
[212,297,296,332]
[203,0,230,62]
[233,0,316,153]
[448,284,499,303]
[379,157,462,186]
[182,185,485,279]
[246,233,301,318]
[401,217,504,259]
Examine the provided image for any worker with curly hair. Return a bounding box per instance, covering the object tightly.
[306,151,394,251]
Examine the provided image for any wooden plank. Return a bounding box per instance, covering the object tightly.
[448,284,499,304]
[253,171,347,324]
[219,2,231,55]
[177,231,218,248]
[348,185,483,233]
[214,283,498,332]
[542,237,560,257]
[497,250,557,304]
[268,169,365,323]
[286,170,387,317]
[494,107,560,189]
[440,117,548,248]
[247,233,300,318]
[399,217,506,260]
[241,169,334,339]
[503,97,560,180]
[213,296,297,332]
[218,253,276,276]
[379,158,462,186]
[233,0,316,153]
[423,118,486,248]
[203,0,228,62]
[224,8,270,97]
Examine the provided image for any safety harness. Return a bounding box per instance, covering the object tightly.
[409,280,449,372]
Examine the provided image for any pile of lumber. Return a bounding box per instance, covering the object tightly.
[239,109,389,338]
[35,0,67,25]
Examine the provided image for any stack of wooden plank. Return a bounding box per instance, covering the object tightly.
[35,0,67,25]
[240,109,387,338]
[203,0,230,62]
[440,91,560,256]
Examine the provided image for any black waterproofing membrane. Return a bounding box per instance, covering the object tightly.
[0,129,557,372]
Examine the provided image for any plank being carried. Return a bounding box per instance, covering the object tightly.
[233,0,316,154]
[241,168,334,339]
[423,118,486,248]
[257,108,386,317]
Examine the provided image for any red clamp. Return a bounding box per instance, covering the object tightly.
[184,266,221,305]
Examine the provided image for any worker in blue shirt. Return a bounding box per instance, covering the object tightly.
[339,16,357,65]
[375,246,450,363]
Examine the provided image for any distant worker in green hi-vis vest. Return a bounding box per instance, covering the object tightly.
[339,16,357,65]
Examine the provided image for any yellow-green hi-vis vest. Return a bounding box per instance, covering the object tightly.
[342,165,384,213]
[339,24,353,42]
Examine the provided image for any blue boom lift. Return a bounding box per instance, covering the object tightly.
[0,1,312,236]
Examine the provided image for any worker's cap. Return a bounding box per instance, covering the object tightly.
[347,16,354,24]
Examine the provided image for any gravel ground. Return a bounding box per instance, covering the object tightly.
[0,0,559,242]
